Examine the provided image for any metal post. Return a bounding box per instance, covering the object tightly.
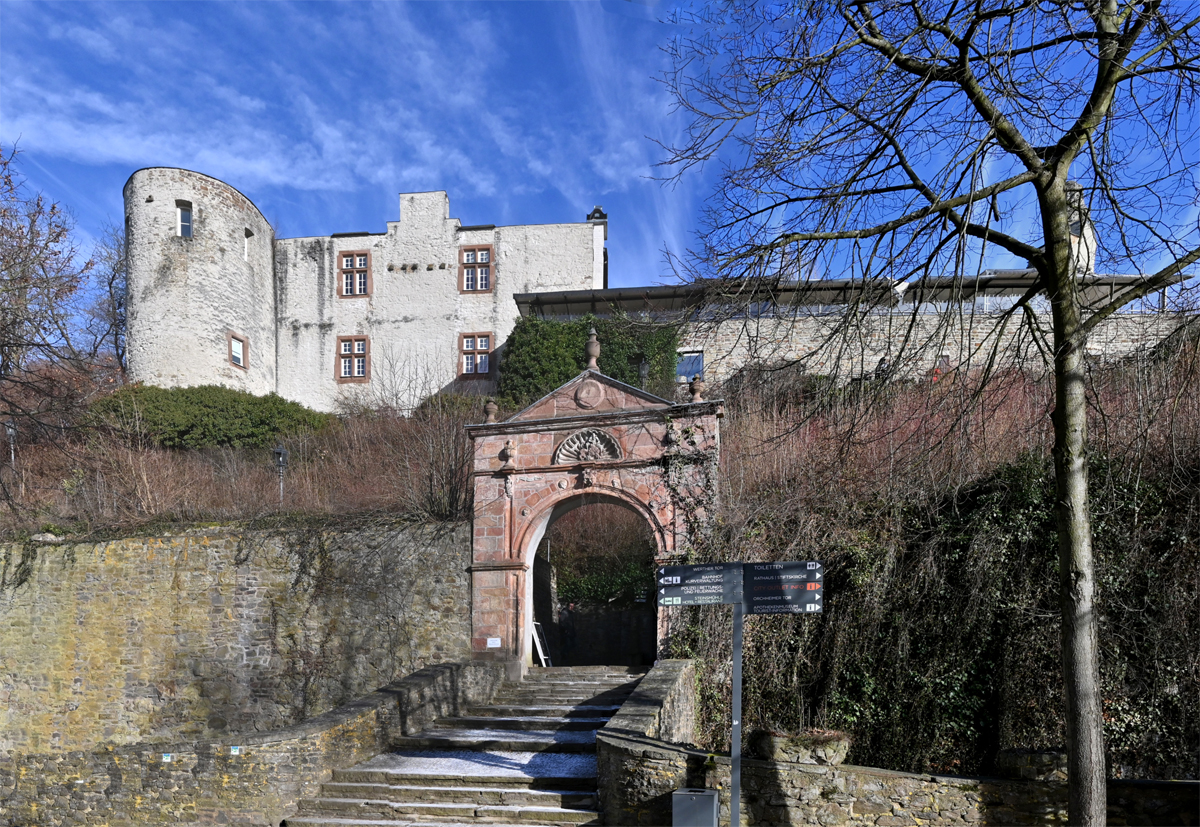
[4,420,15,474]
[272,445,289,506]
[731,600,743,827]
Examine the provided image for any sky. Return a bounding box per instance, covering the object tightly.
[0,0,707,289]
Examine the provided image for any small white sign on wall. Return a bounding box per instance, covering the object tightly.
[229,746,241,756]
[162,753,173,763]
[486,637,502,648]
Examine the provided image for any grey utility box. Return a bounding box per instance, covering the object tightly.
[673,787,719,827]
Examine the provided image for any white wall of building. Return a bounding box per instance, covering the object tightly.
[124,168,276,396]
[125,171,606,413]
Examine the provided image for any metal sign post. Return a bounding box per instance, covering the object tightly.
[658,561,822,827]
[731,598,743,827]
[272,446,289,506]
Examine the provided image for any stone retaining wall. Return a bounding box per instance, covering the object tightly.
[0,522,472,752]
[597,661,1199,826]
[0,661,505,826]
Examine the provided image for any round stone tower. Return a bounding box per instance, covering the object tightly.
[123,168,276,396]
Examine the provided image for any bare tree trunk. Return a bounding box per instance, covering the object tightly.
[1049,248,1106,826]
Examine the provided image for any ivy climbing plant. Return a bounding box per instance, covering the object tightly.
[497,314,679,408]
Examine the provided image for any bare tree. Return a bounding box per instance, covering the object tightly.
[87,222,128,378]
[0,146,97,445]
[660,2,1200,823]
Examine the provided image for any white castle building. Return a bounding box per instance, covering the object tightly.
[123,167,608,412]
[125,168,1184,413]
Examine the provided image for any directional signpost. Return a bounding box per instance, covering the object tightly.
[744,561,823,614]
[657,562,742,606]
[658,561,823,827]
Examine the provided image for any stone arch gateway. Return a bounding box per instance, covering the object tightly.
[465,368,722,677]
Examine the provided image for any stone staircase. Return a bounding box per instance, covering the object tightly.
[284,665,644,826]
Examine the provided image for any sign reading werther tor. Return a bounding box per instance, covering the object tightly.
[657,560,823,827]
[657,562,742,606]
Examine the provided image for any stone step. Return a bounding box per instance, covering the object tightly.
[513,670,641,681]
[437,716,610,732]
[392,730,596,754]
[463,704,621,718]
[489,687,635,703]
[332,770,596,791]
[314,781,596,808]
[286,817,600,827]
[497,680,636,691]
[523,666,645,677]
[292,798,600,824]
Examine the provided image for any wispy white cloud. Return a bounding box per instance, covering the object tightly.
[1,0,702,285]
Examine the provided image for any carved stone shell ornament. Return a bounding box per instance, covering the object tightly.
[554,428,622,464]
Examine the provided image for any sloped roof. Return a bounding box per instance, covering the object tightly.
[507,370,673,423]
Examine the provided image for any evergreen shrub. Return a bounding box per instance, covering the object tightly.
[90,385,334,449]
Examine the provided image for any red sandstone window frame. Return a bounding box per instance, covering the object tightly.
[337,250,372,298]
[335,336,371,383]
[459,245,494,294]
[227,332,249,370]
[460,332,493,378]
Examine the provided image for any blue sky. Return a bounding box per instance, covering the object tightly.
[0,0,705,288]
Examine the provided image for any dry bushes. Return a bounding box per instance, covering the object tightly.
[670,330,1200,780]
[0,397,481,536]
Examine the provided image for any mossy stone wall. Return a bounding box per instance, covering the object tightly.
[0,522,472,753]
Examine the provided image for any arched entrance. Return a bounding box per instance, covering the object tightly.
[465,365,721,679]
[523,492,661,667]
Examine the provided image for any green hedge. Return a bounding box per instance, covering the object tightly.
[90,385,334,449]
[497,314,680,407]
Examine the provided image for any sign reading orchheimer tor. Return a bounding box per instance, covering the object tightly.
[744,561,823,614]
[656,561,823,613]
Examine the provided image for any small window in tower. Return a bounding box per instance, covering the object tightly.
[228,333,248,370]
[244,228,254,261]
[177,200,193,238]
[460,332,493,377]
[676,351,704,383]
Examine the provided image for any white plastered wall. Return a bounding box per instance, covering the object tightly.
[124,168,276,396]
[274,193,604,412]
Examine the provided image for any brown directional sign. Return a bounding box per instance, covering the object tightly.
[657,562,742,606]
[743,561,823,614]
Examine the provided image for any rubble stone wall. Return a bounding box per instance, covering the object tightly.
[597,660,1199,826]
[0,522,472,753]
[0,661,505,826]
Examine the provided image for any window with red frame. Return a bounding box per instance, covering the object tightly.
[336,336,370,382]
[460,333,492,377]
[338,251,371,297]
[459,246,493,292]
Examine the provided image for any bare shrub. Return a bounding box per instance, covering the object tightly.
[671,338,1199,780]
[0,393,482,536]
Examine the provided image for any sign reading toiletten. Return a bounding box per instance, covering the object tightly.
[743,561,823,614]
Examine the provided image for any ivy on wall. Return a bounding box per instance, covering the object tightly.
[497,314,680,407]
